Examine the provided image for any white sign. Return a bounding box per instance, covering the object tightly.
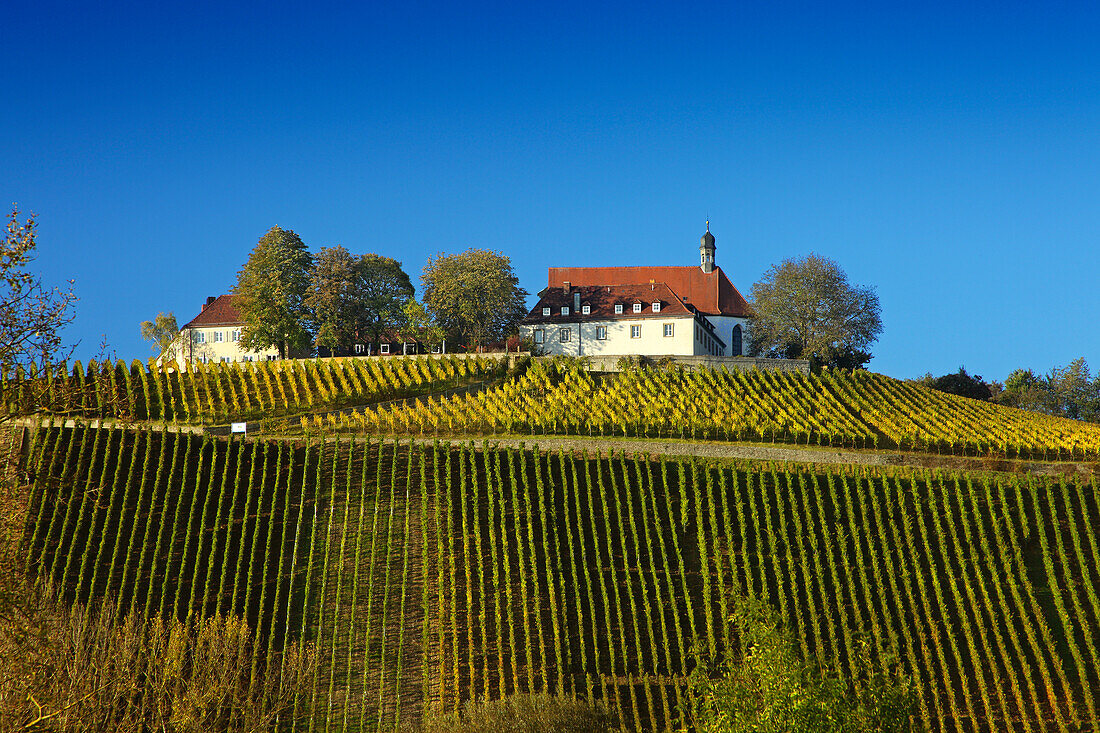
[231,422,247,434]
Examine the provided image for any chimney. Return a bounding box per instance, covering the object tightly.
[202,295,216,311]
[573,291,581,313]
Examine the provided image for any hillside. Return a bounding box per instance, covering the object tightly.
[5,356,1100,460]
[16,424,1100,731]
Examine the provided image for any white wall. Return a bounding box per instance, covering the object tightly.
[706,316,750,356]
[526,316,696,357]
[172,326,279,364]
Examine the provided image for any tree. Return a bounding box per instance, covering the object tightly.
[1047,357,1099,422]
[420,249,528,350]
[748,254,881,369]
[305,248,415,354]
[235,227,313,359]
[139,312,179,359]
[1,206,77,422]
[685,596,915,733]
[304,245,361,353]
[400,298,444,347]
[927,366,993,401]
[356,253,415,347]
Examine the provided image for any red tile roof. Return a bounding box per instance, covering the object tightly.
[182,295,242,328]
[523,283,694,323]
[547,265,752,317]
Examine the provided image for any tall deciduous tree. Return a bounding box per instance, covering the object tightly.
[235,226,312,359]
[748,253,882,368]
[356,253,415,346]
[1,206,76,422]
[304,248,414,353]
[139,312,179,359]
[305,245,360,353]
[420,248,527,350]
[400,298,444,347]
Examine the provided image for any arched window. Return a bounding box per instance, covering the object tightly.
[731,324,743,356]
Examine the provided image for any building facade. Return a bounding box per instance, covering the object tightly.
[522,225,752,357]
[174,295,280,364]
[174,295,429,363]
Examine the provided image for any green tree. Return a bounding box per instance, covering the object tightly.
[139,312,179,359]
[400,298,444,347]
[748,254,882,369]
[1047,357,1099,422]
[235,226,312,359]
[685,596,914,733]
[928,366,993,401]
[356,253,415,346]
[304,245,361,353]
[997,367,1051,413]
[420,248,528,350]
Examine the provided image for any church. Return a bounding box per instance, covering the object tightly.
[521,225,753,357]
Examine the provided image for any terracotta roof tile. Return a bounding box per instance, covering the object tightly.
[523,283,694,323]
[182,295,242,328]
[547,265,752,317]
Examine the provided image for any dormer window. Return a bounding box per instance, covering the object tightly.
[542,307,551,316]
[561,306,570,316]
[633,302,642,313]
[614,304,623,314]
[581,304,590,315]
[652,302,661,313]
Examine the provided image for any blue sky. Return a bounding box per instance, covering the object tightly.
[5,0,1099,380]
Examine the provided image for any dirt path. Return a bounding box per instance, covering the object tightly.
[373,434,1096,477]
[9,418,1093,477]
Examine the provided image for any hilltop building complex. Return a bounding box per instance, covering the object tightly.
[522,225,753,357]
[172,294,426,364]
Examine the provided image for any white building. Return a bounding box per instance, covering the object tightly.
[173,295,279,364]
[522,225,752,357]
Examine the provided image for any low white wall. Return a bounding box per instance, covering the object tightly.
[538,354,811,374]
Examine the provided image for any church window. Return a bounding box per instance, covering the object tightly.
[614,304,623,314]
[663,323,674,337]
[732,325,743,356]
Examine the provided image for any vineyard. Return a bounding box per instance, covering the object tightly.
[18,424,1100,731]
[0,355,499,425]
[325,359,1100,460]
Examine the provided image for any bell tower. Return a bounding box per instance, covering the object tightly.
[700,220,716,273]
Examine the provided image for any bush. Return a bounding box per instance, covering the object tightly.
[420,693,617,733]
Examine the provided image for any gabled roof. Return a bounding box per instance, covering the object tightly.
[523,283,694,323]
[547,265,752,317]
[182,295,242,328]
